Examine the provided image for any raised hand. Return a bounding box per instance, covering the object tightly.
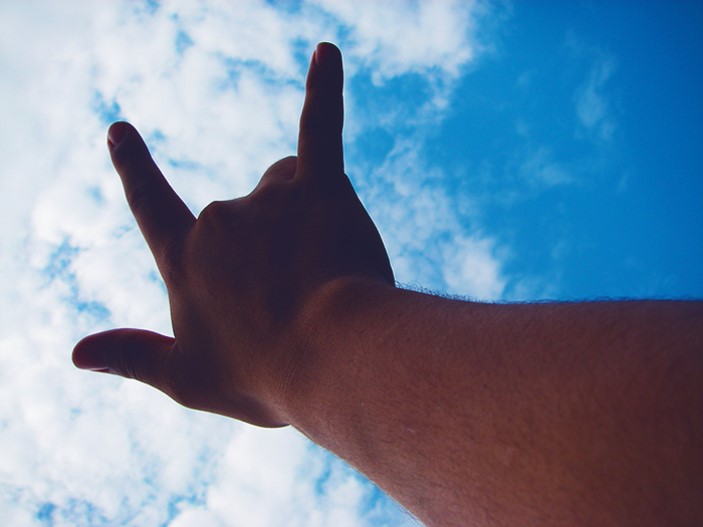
[71,42,703,526]
[72,42,394,428]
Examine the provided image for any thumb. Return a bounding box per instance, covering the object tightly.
[73,328,174,390]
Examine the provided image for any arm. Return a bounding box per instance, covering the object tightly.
[73,42,703,526]
[292,281,702,525]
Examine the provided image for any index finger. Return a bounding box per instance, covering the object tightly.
[108,122,195,263]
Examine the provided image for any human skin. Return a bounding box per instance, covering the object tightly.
[73,43,703,526]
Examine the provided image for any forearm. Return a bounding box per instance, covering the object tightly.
[287,279,703,526]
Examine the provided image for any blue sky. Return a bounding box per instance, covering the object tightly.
[347,1,702,301]
[0,1,701,526]
[475,0,703,299]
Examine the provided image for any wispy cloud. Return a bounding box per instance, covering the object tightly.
[518,146,571,187]
[314,0,480,82]
[568,35,618,143]
[359,140,507,301]
[442,235,506,300]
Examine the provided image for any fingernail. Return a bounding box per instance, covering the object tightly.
[314,42,329,66]
[72,345,109,372]
[107,122,129,148]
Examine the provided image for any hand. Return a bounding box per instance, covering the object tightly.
[72,42,394,428]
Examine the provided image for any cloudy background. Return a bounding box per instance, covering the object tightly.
[1,1,701,525]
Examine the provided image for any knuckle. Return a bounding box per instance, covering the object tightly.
[198,200,229,224]
[249,180,282,204]
[263,156,297,178]
[196,199,248,237]
[252,157,297,197]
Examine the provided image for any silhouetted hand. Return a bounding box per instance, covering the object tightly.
[73,42,394,427]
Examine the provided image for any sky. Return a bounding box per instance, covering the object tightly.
[0,1,701,526]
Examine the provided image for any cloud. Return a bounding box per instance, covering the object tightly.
[518,146,571,187]
[358,140,507,301]
[0,1,497,525]
[313,0,481,82]
[442,236,506,300]
[169,427,416,527]
[574,52,617,142]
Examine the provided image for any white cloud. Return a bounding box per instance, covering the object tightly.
[575,53,617,142]
[519,146,571,187]
[442,236,506,300]
[0,1,495,525]
[358,140,507,301]
[169,427,416,527]
[312,0,481,82]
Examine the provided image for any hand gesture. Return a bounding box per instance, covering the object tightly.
[73,43,394,428]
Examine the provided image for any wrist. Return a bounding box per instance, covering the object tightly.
[275,276,397,427]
